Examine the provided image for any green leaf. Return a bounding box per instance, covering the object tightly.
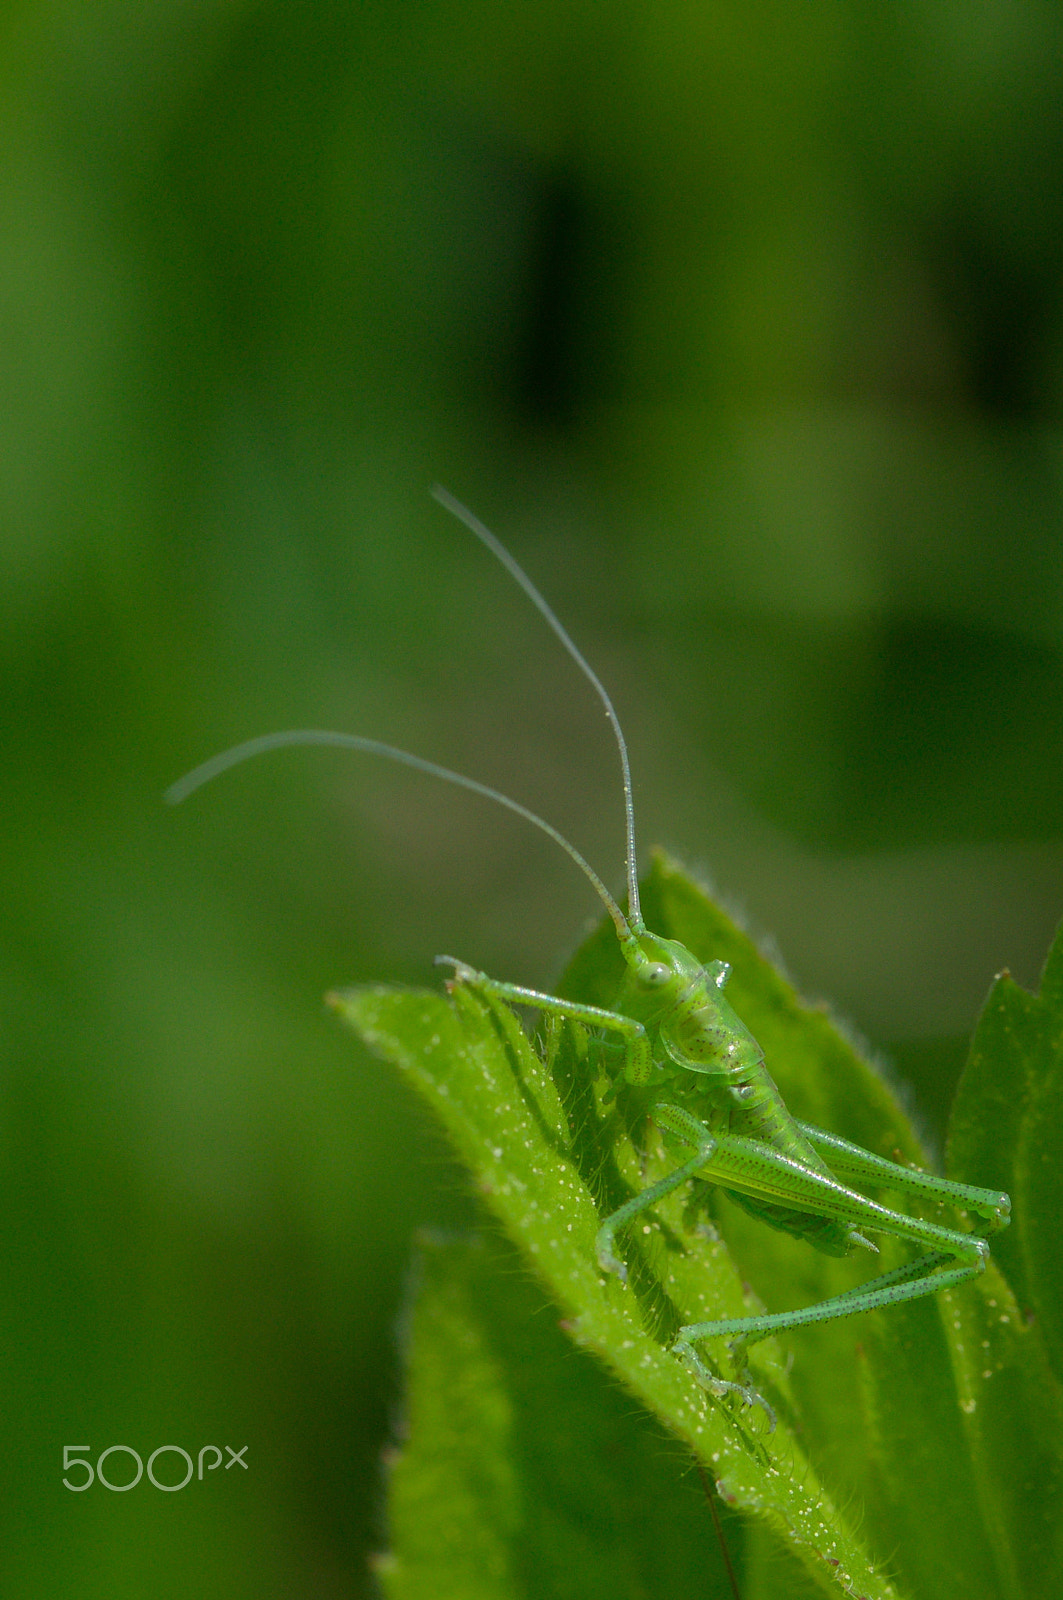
[333,853,1057,1600]
[848,921,1063,1600]
[950,918,1063,1378]
[377,1230,763,1600]
[916,919,1063,1599]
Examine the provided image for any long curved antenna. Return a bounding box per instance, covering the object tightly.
[165,729,632,942]
[431,487,642,929]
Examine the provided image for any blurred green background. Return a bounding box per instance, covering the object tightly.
[4,3,1063,1594]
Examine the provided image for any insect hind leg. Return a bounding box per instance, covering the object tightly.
[677,1242,985,1416]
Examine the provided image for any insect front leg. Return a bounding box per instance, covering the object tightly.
[438,963,708,1275]
[436,957,653,1084]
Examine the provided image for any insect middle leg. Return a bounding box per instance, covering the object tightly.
[588,1100,780,1426]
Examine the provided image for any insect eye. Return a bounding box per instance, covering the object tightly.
[641,962,671,987]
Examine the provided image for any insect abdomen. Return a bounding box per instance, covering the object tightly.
[725,1188,857,1256]
[721,1075,860,1254]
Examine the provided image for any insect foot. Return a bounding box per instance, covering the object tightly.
[673,1336,777,1433]
[435,955,480,991]
[594,1225,630,1285]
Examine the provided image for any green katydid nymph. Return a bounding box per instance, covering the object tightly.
[167,488,1011,1429]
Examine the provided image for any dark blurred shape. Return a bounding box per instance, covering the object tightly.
[929,211,1061,421]
[511,163,616,427]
